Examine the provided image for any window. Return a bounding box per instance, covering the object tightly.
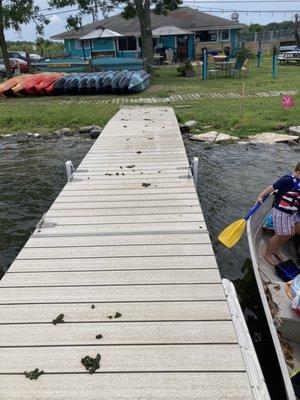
[118,36,137,51]
[75,40,90,50]
[221,29,230,42]
[197,30,218,42]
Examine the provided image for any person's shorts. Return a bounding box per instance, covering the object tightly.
[272,208,300,236]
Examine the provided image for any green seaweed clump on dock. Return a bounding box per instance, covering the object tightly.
[52,313,65,325]
[81,354,101,374]
[24,368,44,380]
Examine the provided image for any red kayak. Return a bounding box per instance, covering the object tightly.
[36,73,64,95]
[22,74,49,95]
[12,74,44,95]
[0,75,27,96]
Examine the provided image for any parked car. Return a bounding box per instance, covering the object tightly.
[279,45,299,53]
[10,58,29,73]
[278,49,300,64]
[0,63,6,78]
[0,59,17,74]
[8,51,42,62]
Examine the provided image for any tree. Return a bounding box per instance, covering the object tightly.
[247,23,263,33]
[49,0,182,72]
[294,14,300,47]
[0,1,49,78]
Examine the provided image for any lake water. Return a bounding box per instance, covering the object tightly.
[1,133,299,399]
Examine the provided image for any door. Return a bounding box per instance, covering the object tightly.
[177,35,188,61]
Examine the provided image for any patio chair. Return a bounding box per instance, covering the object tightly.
[196,60,202,77]
[164,49,173,66]
[229,58,245,78]
[241,58,250,77]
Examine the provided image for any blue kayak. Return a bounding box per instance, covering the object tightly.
[128,70,150,93]
[66,73,89,95]
[118,71,135,93]
[111,70,129,93]
[101,71,116,92]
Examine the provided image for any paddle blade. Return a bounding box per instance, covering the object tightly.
[218,219,246,248]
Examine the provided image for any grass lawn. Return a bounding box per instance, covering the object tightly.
[0,58,299,137]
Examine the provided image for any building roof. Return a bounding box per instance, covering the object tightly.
[52,7,244,40]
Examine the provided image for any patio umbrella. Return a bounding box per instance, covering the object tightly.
[152,26,191,37]
[80,28,123,59]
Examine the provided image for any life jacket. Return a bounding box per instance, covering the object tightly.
[275,174,300,214]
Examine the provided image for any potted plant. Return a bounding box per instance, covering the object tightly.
[177,59,195,77]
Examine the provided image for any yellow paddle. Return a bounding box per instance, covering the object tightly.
[218,194,271,248]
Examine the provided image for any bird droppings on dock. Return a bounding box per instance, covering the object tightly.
[24,368,44,380]
[91,304,95,309]
[114,312,122,319]
[142,182,151,188]
[95,334,103,340]
[136,151,142,154]
[52,313,65,325]
[81,354,101,374]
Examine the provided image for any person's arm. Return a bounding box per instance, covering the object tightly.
[256,185,274,204]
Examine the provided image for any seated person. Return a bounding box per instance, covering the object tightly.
[257,162,300,265]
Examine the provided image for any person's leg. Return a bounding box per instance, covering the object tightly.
[264,209,294,265]
[264,232,294,265]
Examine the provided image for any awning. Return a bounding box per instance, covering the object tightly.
[79,28,122,40]
[152,26,192,37]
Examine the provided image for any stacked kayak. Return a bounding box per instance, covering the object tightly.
[52,70,150,95]
[0,70,150,97]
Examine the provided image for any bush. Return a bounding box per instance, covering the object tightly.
[177,59,195,77]
[237,46,255,62]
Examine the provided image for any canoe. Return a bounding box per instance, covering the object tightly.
[111,70,128,93]
[247,196,300,399]
[128,70,150,93]
[118,71,135,93]
[0,75,27,96]
[94,72,106,94]
[101,70,115,92]
[85,73,104,94]
[65,73,89,95]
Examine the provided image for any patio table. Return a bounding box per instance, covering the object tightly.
[214,61,234,77]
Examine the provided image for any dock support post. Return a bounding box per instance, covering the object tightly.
[191,157,199,187]
[65,160,75,181]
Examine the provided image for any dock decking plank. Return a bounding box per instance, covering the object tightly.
[0,301,230,324]
[0,321,237,347]
[0,373,254,400]
[0,284,224,304]
[16,243,214,259]
[0,344,245,373]
[8,255,217,272]
[1,268,220,287]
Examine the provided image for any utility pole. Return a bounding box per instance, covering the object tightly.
[92,0,98,22]
[295,14,300,47]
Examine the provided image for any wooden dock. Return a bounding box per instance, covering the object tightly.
[0,107,254,399]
